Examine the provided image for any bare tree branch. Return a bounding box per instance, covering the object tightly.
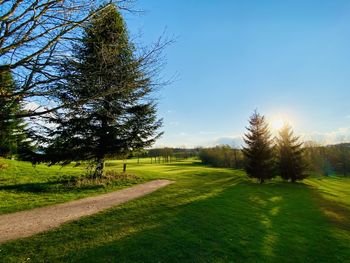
[0,0,170,121]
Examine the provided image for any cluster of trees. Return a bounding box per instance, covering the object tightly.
[243,111,307,183]
[0,1,167,177]
[198,111,313,184]
[199,146,244,169]
[304,142,350,176]
[148,148,174,163]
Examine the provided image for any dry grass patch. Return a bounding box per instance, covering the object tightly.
[64,170,142,189]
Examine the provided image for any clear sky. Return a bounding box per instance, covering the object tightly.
[124,0,350,147]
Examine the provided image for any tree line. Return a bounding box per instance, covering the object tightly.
[132,148,198,164]
[199,146,244,169]
[303,142,350,176]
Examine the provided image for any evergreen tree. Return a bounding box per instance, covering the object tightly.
[242,111,275,183]
[42,4,162,177]
[277,124,307,182]
[0,70,33,159]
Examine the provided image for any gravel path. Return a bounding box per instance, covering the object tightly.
[0,179,173,243]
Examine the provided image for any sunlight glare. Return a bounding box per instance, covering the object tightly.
[271,119,284,130]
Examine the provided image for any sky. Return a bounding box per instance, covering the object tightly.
[123,0,350,148]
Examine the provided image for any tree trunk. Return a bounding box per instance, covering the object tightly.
[94,158,104,178]
[259,178,264,184]
[234,150,238,169]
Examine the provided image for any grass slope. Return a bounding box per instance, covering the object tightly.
[0,158,143,214]
[1,159,350,262]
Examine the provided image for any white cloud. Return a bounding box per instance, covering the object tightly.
[301,127,350,145]
[213,136,243,147]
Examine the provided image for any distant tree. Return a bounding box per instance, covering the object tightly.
[41,4,163,177]
[303,141,332,176]
[277,124,308,182]
[242,111,275,183]
[148,148,159,164]
[326,143,350,176]
[161,147,173,163]
[135,149,147,164]
[199,145,243,168]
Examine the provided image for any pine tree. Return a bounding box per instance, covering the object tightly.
[0,70,33,159]
[277,124,307,182]
[242,111,275,183]
[42,4,162,177]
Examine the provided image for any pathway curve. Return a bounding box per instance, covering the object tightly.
[0,179,173,243]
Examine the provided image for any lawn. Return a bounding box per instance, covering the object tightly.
[0,158,144,214]
[0,158,350,262]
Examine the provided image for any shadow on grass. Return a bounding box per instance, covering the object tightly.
[0,180,103,193]
[72,182,346,263]
[311,187,350,232]
[2,174,349,263]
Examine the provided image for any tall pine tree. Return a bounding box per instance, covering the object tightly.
[42,4,162,177]
[277,124,307,182]
[242,111,275,183]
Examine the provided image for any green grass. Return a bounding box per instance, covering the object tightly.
[0,158,350,262]
[0,158,144,214]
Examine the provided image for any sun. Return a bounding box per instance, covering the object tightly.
[271,119,284,130]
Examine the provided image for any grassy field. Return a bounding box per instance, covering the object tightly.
[0,158,350,262]
[0,158,144,214]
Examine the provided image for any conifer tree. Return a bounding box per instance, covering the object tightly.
[242,111,275,183]
[42,4,162,177]
[0,70,33,159]
[277,124,307,182]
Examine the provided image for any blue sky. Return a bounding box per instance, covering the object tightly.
[124,0,350,147]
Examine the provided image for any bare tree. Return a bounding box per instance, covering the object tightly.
[0,0,140,119]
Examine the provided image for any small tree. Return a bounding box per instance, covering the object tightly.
[277,124,307,182]
[242,111,275,183]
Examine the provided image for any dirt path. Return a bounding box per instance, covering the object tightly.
[0,179,173,243]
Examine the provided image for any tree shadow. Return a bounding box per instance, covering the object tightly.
[2,177,349,262]
[310,186,350,232]
[66,182,346,262]
[0,180,103,193]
